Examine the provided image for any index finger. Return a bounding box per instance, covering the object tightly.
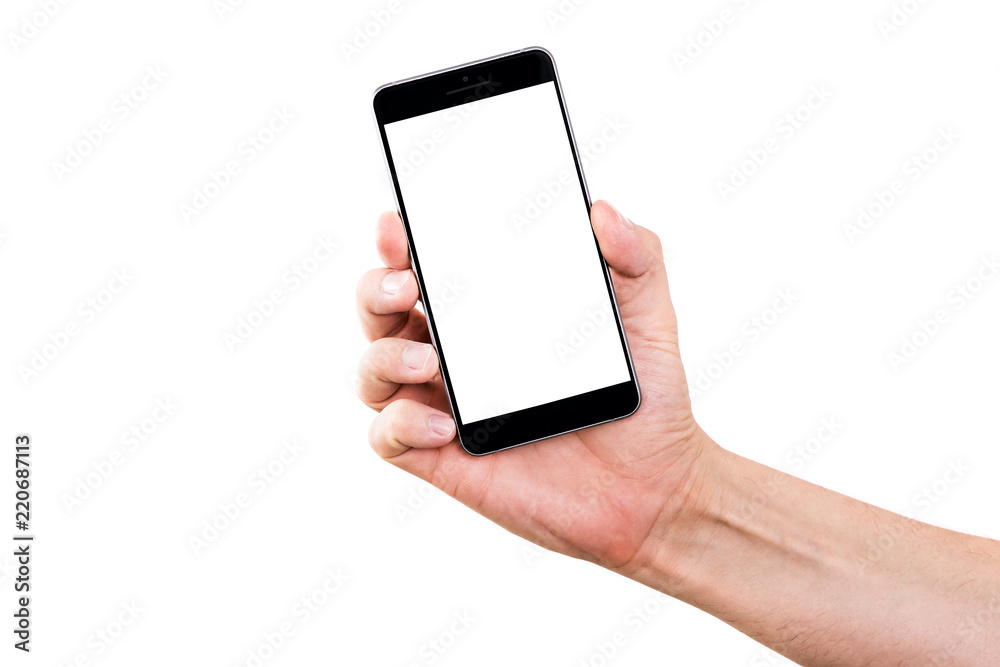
[376,211,411,270]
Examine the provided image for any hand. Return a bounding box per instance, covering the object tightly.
[355,201,712,572]
[358,201,1000,664]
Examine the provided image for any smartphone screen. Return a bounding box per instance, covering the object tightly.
[374,48,639,454]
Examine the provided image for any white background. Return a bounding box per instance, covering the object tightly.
[385,81,629,423]
[1,1,998,665]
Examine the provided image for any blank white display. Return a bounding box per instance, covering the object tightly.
[385,82,630,423]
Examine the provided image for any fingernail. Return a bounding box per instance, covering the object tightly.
[609,202,633,230]
[381,270,409,295]
[402,343,432,371]
[428,413,455,438]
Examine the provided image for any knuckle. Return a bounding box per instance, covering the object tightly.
[357,268,384,304]
[647,230,664,255]
[371,338,400,373]
[386,400,408,435]
[370,405,404,458]
[356,346,377,384]
[356,269,372,302]
[367,417,383,454]
[352,371,365,401]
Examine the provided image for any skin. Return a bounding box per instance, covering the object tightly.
[356,200,1000,665]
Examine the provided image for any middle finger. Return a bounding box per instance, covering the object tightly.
[356,338,440,408]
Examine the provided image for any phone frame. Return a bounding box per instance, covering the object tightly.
[372,47,640,455]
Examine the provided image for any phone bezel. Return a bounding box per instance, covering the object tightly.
[372,47,641,456]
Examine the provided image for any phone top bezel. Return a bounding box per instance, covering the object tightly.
[372,47,640,456]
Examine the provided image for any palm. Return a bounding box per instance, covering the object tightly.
[360,202,702,570]
[389,270,700,571]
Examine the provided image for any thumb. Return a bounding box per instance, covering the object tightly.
[590,200,679,346]
[591,200,664,280]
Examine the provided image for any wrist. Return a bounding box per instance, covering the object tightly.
[613,426,1000,664]
[615,431,814,605]
[614,426,725,595]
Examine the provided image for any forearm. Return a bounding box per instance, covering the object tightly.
[625,431,1000,665]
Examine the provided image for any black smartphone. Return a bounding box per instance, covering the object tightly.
[372,47,640,456]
